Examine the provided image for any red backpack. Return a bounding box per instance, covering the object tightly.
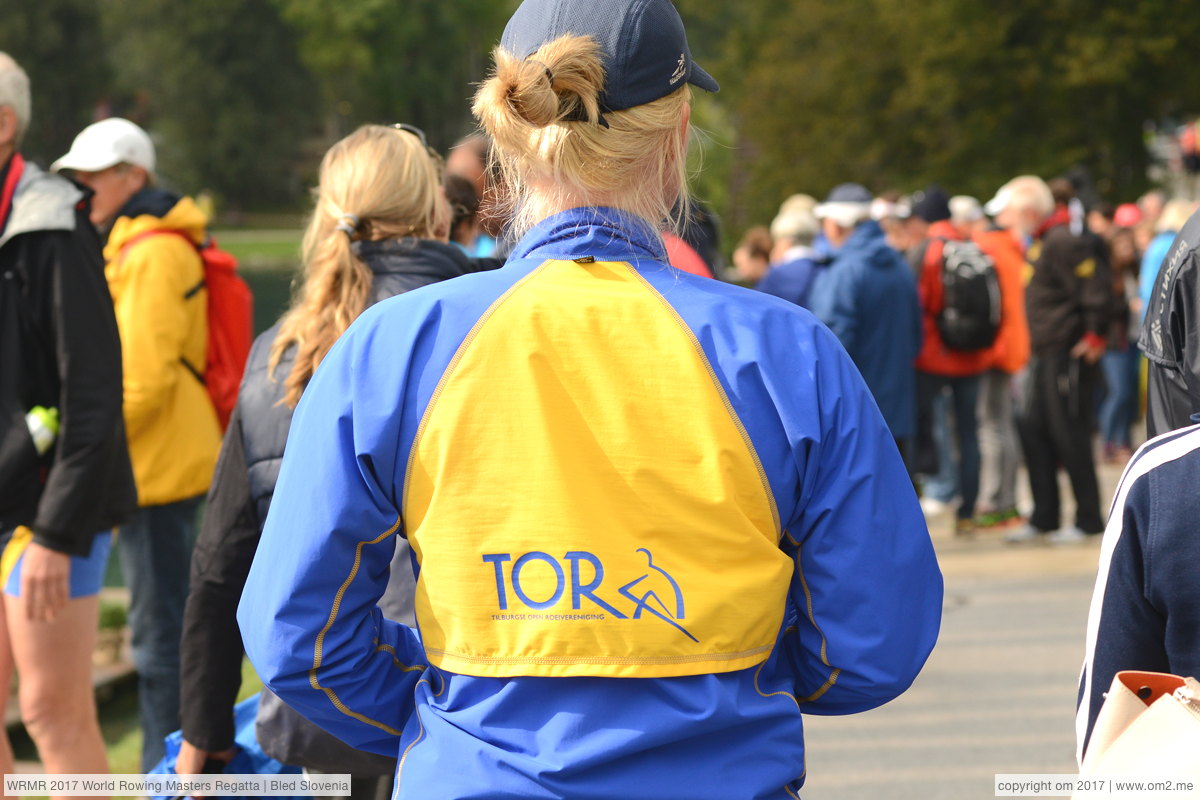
[121,231,253,431]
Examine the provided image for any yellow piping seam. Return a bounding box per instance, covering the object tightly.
[795,543,831,666]
[783,528,799,547]
[794,541,842,702]
[753,664,800,713]
[797,668,841,703]
[623,264,782,537]
[309,514,404,735]
[430,665,448,698]
[396,677,432,789]
[374,640,425,673]
[753,624,807,795]
[425,643,774,666]
[402,261,554,518]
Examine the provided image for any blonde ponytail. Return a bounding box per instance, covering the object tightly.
[269,125,447,408]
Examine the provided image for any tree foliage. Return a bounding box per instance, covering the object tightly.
[3,0,1199,228]
[272,0,515,149]
[0,0,111,167]
[99,0,313,209]
[683,0,1200,233]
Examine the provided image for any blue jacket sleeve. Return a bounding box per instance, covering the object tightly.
[237,310,427,755]
[777,325,942,714]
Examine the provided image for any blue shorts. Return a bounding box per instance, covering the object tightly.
[0,526,113,599]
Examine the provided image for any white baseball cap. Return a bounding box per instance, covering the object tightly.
[983,186,1012,217]
[52,118,155,175]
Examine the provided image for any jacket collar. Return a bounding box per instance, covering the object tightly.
[509,207,667,264]
[0,160,82,251]
[353,237,475,279]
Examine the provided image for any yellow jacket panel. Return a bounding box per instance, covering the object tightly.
[104,195,220,506]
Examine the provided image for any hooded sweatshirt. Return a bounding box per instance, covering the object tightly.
[807,219,922,439]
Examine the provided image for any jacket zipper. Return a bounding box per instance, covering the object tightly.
[1172,685,1200,720]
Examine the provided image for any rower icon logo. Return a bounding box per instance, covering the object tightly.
[670,53,686,85]
[482,547,697,641]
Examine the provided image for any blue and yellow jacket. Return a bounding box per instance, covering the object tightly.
[239,208,943,799]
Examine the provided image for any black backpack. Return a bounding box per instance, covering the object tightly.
[935,239,1001,351]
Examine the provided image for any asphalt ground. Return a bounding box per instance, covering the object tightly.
[800,457,1127,799]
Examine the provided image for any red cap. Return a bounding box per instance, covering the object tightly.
[1114,203,1142,228]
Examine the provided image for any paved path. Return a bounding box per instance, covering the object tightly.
[800,459,1126,799]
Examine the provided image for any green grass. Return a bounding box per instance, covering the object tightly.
[211,229,303,271]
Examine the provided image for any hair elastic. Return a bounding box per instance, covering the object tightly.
[335,213,360,238]
[524,59,553,86]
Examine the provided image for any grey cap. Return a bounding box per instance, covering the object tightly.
[501,0,719,113]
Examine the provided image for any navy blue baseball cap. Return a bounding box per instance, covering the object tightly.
[500,0,719,113]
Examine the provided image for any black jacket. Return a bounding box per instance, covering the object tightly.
[1025,217,1110,355]
[1141,208,1200,437]
[180,237,495,751]
[0,157,136,554]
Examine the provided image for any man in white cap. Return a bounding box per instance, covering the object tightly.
[808,183,922,458]
[54,117,220,769]
[0,50,136,786]
[971,176,1046,531]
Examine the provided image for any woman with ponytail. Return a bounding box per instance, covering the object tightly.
[176,124,492,787]
[240,2,943,798]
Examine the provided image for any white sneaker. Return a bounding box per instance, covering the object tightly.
[1006,523,1047,544]
[920,497,949,515]
[1048,526,1090,545]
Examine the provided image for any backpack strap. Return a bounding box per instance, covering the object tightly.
[118,228,208,384]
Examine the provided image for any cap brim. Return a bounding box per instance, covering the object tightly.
[815,201,870,225]
[689,62,719,94]
[50,150,120,174]
[983,190,1010,217]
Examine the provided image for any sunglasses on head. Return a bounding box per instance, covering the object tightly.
[390,123,428,147]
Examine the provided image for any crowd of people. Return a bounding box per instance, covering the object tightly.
[737,180,1198,543]
[1,0,1200,796]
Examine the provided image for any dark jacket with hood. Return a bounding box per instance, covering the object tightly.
[1140,207,1200,437]
[180,236,497,757]
[0,156,136,554]
[807,219,922,440]
[1025,209,1110,355]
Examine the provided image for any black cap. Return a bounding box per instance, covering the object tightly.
[501,0,720,113]
[911,185,951,223]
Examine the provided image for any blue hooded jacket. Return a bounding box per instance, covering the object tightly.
[807,220,922,440]
[238,207,942,800]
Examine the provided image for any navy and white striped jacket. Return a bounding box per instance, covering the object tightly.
[1077,422,1200,762]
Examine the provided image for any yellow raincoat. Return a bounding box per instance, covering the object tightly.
[104,196,220,506]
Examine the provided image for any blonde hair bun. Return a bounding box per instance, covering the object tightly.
[474,35,606,141]
[472,34,692,238]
